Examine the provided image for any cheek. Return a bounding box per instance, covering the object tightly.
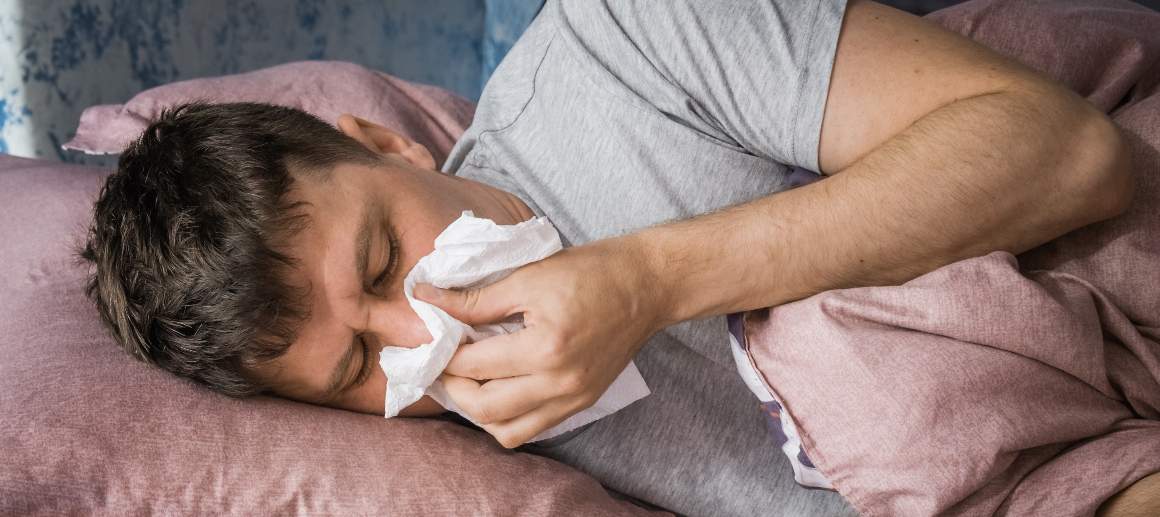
[394,203,473,271]
[338,358,442,417]
[341,369,387,416]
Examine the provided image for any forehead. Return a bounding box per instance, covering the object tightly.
[288,162,366,214]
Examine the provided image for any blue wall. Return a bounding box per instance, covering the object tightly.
[0,0,503,164]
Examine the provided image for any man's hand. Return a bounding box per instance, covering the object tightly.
[414,235,662,448]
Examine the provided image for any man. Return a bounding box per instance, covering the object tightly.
[81,0,1139,515]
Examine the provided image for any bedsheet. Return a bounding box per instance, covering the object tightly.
[741,1,1160,515]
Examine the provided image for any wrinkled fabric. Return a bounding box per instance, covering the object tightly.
[742,1,1160,515]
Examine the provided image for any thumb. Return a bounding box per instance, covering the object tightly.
[413,282,517,326]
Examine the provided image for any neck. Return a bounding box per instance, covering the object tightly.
[467,178,537,224]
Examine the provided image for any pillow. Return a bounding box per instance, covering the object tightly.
[1,137,659,515]
[61,60,476,169]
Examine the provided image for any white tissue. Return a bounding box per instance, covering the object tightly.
[379,210,651,442]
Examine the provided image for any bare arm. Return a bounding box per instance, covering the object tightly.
[634,0,1132,324]
[428,0,1134,449]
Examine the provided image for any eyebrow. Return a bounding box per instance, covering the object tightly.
[322,202,376,400]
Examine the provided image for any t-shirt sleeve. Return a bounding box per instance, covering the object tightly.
[553,0,847,173]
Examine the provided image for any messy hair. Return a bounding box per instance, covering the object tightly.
[77,102,382,397]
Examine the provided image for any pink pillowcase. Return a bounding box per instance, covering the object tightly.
[62,60,476,168]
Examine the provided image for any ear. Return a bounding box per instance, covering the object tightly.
[336,113,437,170]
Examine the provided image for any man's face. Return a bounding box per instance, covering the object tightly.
[252,153,532,417]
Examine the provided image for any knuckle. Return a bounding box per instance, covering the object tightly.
[477,409,495,426]
[559,373,586,396]
[471,401,495,425]
[459,289,477,312]
[463,362,485,380]
[534,344,557,367]
[579,390,600,409]
[497,431,521,449]
[567,390,598,414]
[542,336,568,361]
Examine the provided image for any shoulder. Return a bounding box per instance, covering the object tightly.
[443,7,562,172]
[470,6,560,134]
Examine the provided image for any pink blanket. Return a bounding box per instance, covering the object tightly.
[742,1,1160,515]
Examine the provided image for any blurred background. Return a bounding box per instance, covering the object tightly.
[1,0,1157,165]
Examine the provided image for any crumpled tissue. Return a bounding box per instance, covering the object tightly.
[379,210,651,442]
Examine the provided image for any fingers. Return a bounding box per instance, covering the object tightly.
[414,281,519,327]
[440,372,586,448]
[442,330,544,380]
[440,373,567,426]
[482,394,592,449]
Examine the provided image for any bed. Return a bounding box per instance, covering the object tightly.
[2,0,1159,515]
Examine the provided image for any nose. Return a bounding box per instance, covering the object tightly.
[364,296,432,349]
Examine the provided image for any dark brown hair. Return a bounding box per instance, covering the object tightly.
[77,102,382,397]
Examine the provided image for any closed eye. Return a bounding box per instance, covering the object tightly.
[370,226,400,290]
[350,335,373,388]
[348,228,401,390]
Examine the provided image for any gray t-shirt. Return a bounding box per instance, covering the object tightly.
[442,1,856,515]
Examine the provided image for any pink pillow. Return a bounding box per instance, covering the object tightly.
[62,60,476,168]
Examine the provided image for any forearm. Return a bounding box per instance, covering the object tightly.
[629,87,1131,326]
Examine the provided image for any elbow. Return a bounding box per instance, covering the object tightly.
[1071,112,1134,222]
[1008,81,1134,222]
